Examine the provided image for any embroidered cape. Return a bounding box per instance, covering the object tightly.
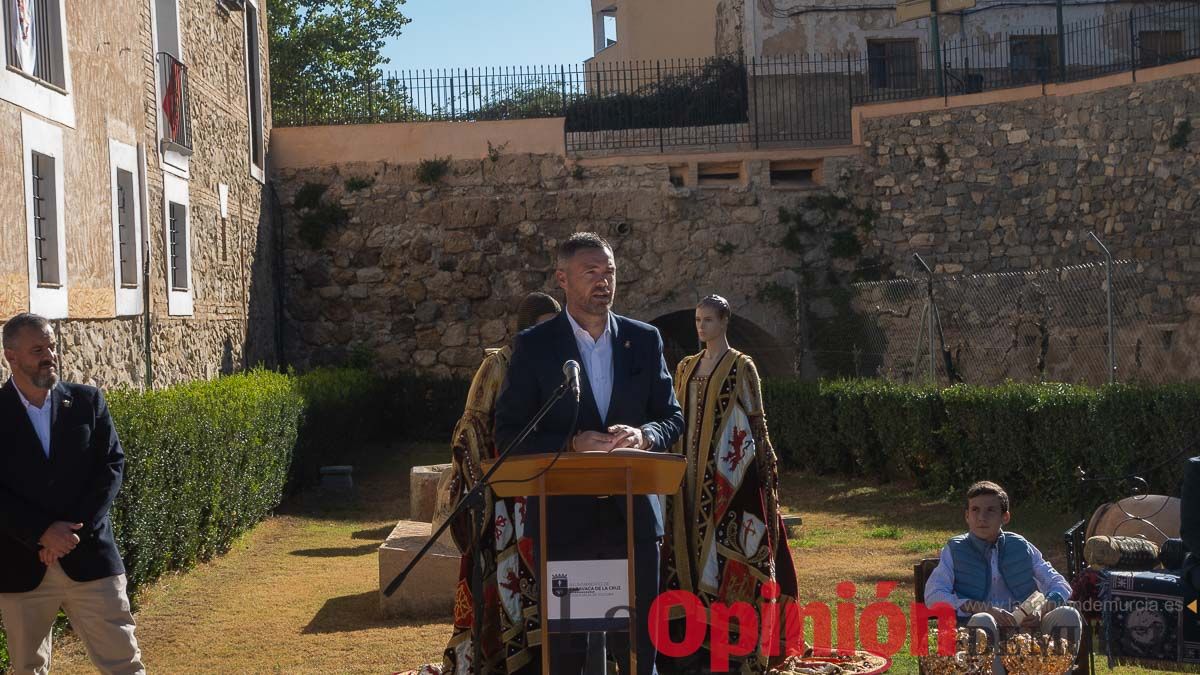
[661,350,799,673]
[442,347,541,675]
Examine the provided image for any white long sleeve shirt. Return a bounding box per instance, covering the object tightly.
[565,309,614,422]
[924,534,1073,613]
[12,378,51,457]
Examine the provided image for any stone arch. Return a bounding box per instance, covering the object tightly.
[650,310,793,378]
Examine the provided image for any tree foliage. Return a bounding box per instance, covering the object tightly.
[268,0,411,123]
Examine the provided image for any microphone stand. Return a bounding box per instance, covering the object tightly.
[384,378,575,674]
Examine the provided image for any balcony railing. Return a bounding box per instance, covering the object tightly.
[158,52,193,152]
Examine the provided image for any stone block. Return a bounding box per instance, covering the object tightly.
[411,464,453,523]
[783,514,804,538]
[378,520,458,619]
[431,468,462,553]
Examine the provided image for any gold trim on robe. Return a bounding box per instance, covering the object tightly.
[662,349,798,674]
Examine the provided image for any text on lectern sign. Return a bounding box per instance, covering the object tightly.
[547,559,630,627]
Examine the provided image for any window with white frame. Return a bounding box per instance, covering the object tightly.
[592,5,617,55]
[22,113,67,318]
[168,201,188,291]
[245,0,264,179]
[4,0,66,87]
[154,0,180,60]
[0,0,73,126]
[154,0,191,170]
[162,173,192,315]
[109,139,143,316]
[116,171,136,285]
[31,151,60,286]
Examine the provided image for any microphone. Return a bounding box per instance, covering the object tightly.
[563,360,581,402]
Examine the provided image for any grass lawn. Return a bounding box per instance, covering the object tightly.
[47,443,1159,674]
[50,441,450,674]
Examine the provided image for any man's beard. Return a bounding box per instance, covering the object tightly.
[584,296,612,314]
[28,364,58,389]
[579,287,614,314]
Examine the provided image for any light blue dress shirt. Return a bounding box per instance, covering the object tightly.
[924,532,1074,612]
[565,309,614,422]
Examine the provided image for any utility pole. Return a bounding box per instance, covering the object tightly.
[1089,232,1117,384]
[914,253,936,383]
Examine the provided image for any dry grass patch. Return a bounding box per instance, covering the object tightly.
[51,442,452,674]
[48,451,1157,674]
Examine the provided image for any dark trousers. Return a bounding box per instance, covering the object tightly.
[533,533,660,675]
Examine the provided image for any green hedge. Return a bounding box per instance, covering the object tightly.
[289,369,468,485]
[9,371,1195,670]
[290,367,389,487]
[109,370,303,588]
[389,372,470,441]
[764,379,1200,511]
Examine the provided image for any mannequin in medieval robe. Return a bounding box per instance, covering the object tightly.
[660,295,799,674]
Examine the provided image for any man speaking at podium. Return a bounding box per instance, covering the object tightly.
[495,232,683,675]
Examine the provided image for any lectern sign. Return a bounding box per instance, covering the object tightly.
[547,559,630,628]
[897,0,976,23]
[478,451,686,675]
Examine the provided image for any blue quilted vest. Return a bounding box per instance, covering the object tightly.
[948,531,1036,605]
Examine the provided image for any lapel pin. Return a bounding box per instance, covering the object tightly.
[62,398,72,409]
[624,340,631,349]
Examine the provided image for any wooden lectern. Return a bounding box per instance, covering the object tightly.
[482,450,685,675]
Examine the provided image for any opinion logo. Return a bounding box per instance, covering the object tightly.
[553,579,1079,672]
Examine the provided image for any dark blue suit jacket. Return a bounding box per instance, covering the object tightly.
[0,380,126,593]
[494,311,683,549]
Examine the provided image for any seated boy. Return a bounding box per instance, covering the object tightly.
[925,481,1082,673]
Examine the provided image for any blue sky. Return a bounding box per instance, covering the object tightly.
[379,1,595,72]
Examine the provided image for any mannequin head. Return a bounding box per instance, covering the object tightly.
[695,294,731,347]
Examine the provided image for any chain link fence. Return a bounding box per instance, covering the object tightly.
[837,257,1176,385]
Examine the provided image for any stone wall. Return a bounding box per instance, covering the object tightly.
[134,0,279,386]
[276,156,811,379]
[851,74,1198,277]
[275,67,1200,384]
[733,0,1157,60]
[0,0,278,389]
[837,70,1200,381]
[715,0,746,56]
